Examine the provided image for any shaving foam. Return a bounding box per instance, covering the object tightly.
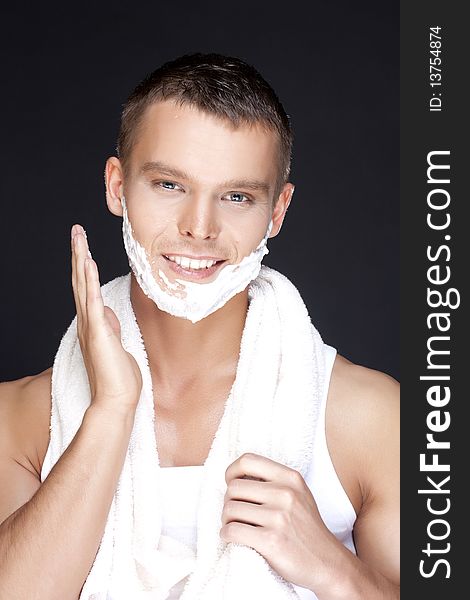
[121,196,272,323]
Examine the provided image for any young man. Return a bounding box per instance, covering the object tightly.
[0,54,399,599]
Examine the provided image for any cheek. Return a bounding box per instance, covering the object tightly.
[225,206,271,249]
[128,180,180,225]
[232,227,269,261]
[127,205,173,255]
[127,188,179,242]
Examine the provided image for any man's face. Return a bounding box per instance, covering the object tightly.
[108,100,290,285]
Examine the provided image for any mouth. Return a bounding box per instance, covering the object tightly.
[161,254,227,281]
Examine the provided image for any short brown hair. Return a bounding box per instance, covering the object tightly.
[116,53,293,197]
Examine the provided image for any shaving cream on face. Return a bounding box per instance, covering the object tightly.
[121,196,272,323]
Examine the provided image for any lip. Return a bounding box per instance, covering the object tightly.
[164,254,225,261]
[162,255,227,281]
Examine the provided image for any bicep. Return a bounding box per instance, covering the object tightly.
[353,483,400,586]
[352,382,400,585]
[0,454,41,526]
[0,383,42,527]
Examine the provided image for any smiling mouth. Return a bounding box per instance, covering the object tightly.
[162,254,227,280]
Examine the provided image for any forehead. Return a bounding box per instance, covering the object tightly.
[130,100,279,188]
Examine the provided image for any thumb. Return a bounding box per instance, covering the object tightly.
[103,306,122,337]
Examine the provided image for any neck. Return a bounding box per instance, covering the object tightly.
[130,273,248,389]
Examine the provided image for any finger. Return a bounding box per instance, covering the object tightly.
[71,225,77,299]
[103,306,122,337]
[72,230,87,324]
[84,257,105,327]
[225,477,267,504]
[220,521,264,551]
[225,453,302,487]
[221,499,269,528]
[225,477,295,508]
[73,226,93,324]
[71,224,85,328]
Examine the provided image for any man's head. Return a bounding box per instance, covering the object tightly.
[105,53,295,321]
[115,53,293,199]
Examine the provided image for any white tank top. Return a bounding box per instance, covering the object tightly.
[159,344,357,599]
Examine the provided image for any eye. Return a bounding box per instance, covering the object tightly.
[152,180,181,191]
[224,192,251,204]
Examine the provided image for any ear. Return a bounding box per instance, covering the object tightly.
[270,182,295,238]
[104,157,125,217]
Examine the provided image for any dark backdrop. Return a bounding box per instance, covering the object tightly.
[0,1,399,381]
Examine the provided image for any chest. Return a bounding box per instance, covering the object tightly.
[153,379,233,467]
[151,374,362,520]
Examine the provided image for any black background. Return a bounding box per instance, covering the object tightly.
[0,1,398,382]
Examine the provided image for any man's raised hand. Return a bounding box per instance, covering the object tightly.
[71,224,142,412]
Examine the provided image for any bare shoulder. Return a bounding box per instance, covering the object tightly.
[329,353,399,417]
[325,354,400,514]
[0,368,52,479]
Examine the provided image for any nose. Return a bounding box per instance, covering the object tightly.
[177,193,220,241]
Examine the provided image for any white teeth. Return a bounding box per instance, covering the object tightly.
[165,255,218,270]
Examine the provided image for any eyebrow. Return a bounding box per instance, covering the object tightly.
[140,161,271,194]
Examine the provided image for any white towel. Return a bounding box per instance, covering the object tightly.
[42,265,327,599]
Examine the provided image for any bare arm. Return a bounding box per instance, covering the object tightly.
[0,394,135,600]
[322,359,400,599]
[0,224,143,599]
